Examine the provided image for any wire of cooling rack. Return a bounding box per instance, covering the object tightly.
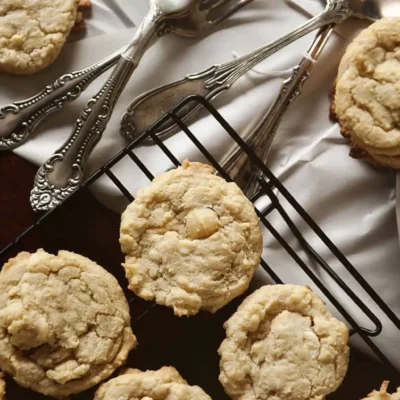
[1,95,400,381]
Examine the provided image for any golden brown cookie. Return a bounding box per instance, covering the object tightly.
[218,284,350,400]
[0,0,77,75]
[332,17,400,169]
[120,160,263,316]
[94,367,212,399]
[0,249,136,397]
[361,381,400,400]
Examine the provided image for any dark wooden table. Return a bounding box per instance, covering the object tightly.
[0,151,398,399]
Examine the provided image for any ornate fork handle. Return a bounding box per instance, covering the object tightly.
[30,7,162,212]
[0,49,123,151]
[199,0,348,88]
[222,24,335,195]
[30,58,136,211]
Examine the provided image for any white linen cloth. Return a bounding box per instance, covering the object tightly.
[1,0,400,368]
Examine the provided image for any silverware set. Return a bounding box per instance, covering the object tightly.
[0,0,398,212]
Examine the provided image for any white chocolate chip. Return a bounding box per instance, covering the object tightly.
[185,208,220,239]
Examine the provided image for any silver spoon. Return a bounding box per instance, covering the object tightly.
[223,0,400,197]
[29,0,253,212]
[120,0,396,145]
[0,0,252,152]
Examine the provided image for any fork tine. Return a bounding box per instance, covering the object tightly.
[199,0,231,12]
[207,0,254,26]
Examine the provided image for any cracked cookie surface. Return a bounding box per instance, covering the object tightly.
[120,160,263,317]
[332,18,400,168]
[218,285,349,400]
[0,249,137,397]
[362,381,400,400]
[94,366,212,399]
[0,0,77,75]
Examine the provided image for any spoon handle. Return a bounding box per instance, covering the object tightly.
[30,7,162,212]
[122,0,350,145]
[0,48,124,151]
[221,24,334,195]
[120,73,214,143]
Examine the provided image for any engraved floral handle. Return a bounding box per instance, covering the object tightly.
[0,48,124,151]
[121,0,351,145]
[222,25,335,196]
[30,6,164,212]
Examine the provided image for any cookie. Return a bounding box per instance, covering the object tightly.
[94,366,212,399]
[362,381,400,400]
[332,18,400,169]
[218,284,350,400]
[120,160,263,316]
[0,372,5,400]
[0,0,77,75]
[0,249,137,397]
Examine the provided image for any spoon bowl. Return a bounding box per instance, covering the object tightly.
[349,0,400,20]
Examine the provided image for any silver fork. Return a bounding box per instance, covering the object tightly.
[0,0,251,152]
[223,0,400,197]
[28,0,253,212]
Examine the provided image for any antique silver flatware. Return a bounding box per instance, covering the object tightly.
[221,25,334,196]
[0,48,124,151]
[121,0,397,145]
[29,0,253,212]
[223,0,400,197]
[0,0,252,152]
[120,32,322,145]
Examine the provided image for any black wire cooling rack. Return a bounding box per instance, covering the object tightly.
[1,95,400,399]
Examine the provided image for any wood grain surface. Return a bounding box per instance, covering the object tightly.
[0,151,398,399]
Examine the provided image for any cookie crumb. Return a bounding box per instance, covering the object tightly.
[0,372,6,400]
[361,381,400,399]
[72,11,85,33]
[72,0,92,33]
[77,0,92,8]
